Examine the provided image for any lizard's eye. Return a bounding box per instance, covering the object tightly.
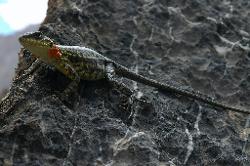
[32,31,42,38]
[43,38,54,47]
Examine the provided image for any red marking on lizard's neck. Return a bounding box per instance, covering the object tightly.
[48,45,62,59]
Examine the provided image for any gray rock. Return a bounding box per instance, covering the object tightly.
[1,0,250,165]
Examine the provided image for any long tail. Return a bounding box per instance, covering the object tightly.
[115,65,250,114]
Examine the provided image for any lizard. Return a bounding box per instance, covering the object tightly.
[18,31,250,114]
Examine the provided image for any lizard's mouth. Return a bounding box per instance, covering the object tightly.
[19,38,38,47]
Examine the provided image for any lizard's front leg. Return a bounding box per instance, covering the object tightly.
[60,63,81,107]
[18,59,41,80]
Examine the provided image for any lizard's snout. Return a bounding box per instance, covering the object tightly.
[18,37,26,47]
[18,36,24,43]
[19,31,44,44]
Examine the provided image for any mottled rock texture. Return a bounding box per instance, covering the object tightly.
[1,0,250,165]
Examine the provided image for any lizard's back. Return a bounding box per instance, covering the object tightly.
[58,45,110,80]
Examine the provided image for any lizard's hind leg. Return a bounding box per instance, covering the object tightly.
[106,63,134,95]
[106,63,151,123]
[106,63,135,111]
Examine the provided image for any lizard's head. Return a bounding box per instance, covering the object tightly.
[19,31,62,63]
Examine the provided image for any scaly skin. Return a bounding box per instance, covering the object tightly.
[18,31,250,114]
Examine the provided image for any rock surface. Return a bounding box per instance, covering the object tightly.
[1,0,250,165]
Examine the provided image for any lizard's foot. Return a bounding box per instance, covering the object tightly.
[111,80,135,111]
[109,84,134,112]
[119,89,150,114]
[108,79,150,112]
[59,80,80,108]
[17,59,41,81]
